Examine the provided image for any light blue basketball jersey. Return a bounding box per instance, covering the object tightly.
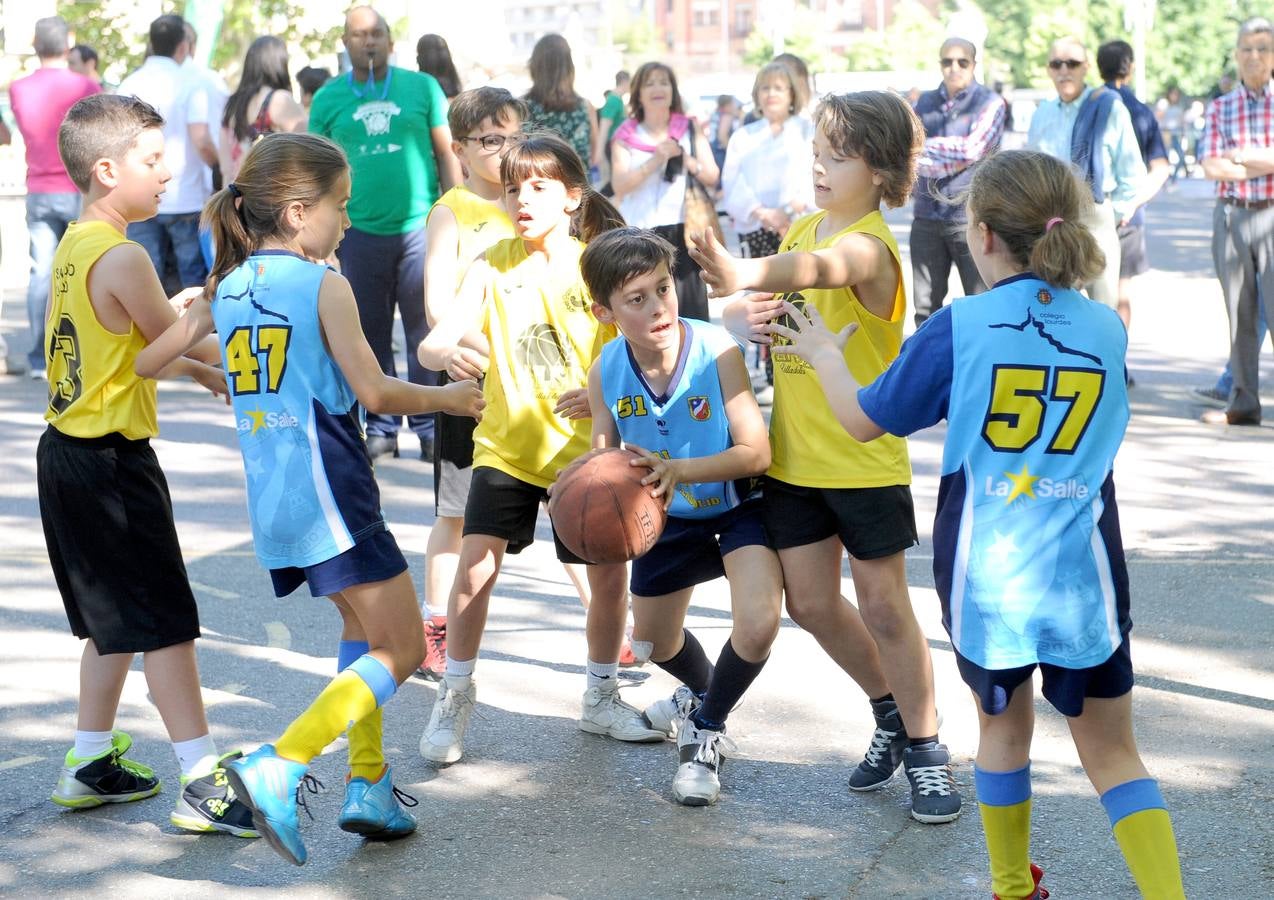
[599,319,751,519]
[940,276,1130,670]
[213,251,387,570]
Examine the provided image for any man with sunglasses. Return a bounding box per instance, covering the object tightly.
[1198,17,1274,426]
[910,38,1006,327]
[1028,37,1145,309]
[310,5,463,461]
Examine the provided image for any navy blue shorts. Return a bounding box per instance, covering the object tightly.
[270,529,408,598]
[955,635,1134,718]
[630,499,771,597]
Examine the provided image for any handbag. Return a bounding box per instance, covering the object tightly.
[682,123,725,244]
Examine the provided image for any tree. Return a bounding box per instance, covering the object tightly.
[840,0,948,73]
[743,5,830,71]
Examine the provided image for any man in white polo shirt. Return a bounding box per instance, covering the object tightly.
[117,14,218,290]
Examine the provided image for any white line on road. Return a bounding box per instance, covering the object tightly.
[264,622,291,650]
[191,581,239,600]
[0,755,43,771]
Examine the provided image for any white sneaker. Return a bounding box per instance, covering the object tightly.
[643,685,701,738]
[420,676,476,764]
[579,680,665,742]
[671,717,737,806]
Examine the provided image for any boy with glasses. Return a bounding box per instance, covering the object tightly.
[910,37,1006,326]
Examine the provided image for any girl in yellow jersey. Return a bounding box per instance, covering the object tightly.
[418,133,663,765]
[691,92,962,824]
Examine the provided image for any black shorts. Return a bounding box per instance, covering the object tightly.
[761,477,918,559]
[955,636,1134,718]
[463,466,587,564]
[270,529,407,598]
[435,373,477,470]
[37,426,200,655]
[1117,223,1149,278]
[630,499,771,597]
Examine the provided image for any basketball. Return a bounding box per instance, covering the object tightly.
[548,448,667,564]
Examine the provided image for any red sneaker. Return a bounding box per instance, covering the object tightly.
[416,617,447,681]
[992,863,1049,900]
[618,638,639,667]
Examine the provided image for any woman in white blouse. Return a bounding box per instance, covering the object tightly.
[721,61,814,259]
[610,61,720,320]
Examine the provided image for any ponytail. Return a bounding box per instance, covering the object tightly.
[202,187,252,300]
[968,150,1105,289]
[574,186,626,244]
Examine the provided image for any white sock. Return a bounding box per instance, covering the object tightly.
[171,733,219,778]
[420,598,435,620]
[586,659,618,689]
[445,653,475,689]
[73,730,114,761]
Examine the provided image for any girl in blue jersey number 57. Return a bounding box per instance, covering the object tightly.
[136,133,484,866]
[764,150,1184,900]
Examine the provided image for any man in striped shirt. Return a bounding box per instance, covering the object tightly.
[910,38,1006,326]
[1200,16,1274,426]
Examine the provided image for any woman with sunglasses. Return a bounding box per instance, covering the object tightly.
[909,37,1007,327]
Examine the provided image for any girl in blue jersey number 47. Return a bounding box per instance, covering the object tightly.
[137,133,484,866]
[764,150,1184,900]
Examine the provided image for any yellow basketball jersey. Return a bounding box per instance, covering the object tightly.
[433,185,515,283]
[473,237,617,487]
[768,210,911,487]
[44,221,158,440]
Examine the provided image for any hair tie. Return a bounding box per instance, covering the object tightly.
[1045,216,1064,232]
[227,183,242,199]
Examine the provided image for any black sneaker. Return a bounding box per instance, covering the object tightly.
[50,730,161,809]
[170,751,260,837]
[903,742,962,823]
[848,701,907,791]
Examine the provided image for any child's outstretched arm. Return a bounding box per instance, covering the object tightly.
[320,270,485,420]
[628,346,770,508]
[762,301,884,443]
[418,256,491,381]
[586,359,620,449]
[134,296,227,402]
[688,228,897,318]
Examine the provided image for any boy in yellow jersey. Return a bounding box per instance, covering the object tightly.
[690,91,962,823]
[37,95,256,835]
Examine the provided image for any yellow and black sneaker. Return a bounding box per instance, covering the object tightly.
[170,751,259,837]
[50,731,161,809]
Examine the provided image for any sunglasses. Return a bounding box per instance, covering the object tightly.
[940,58,973,70]
[1048,59,1085,71]
[458,133,523,152]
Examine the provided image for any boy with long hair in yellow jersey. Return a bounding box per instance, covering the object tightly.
[418,133,665,764]
[690,91,962,823]
[38,94,256,836]
[419,88,630,678]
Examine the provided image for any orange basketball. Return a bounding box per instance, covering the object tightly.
[548,448,668,564]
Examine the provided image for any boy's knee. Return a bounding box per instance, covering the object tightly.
[733,611,781,659]
[784,593,828,632]
[858,590,916,641]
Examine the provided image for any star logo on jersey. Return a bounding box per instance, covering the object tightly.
[238,408,300,436]
[984,529,1020,565]
[1036,288,1053,305]
[1003,463,1039,504]
[687,396,711,421]
[246,407,268,435]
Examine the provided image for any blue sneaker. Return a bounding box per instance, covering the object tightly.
[338,766,418,840]
[224,745,316,865]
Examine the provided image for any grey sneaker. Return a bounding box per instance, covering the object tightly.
[419,676,477,765]
[643,685,700,738]
[579,680,665,742]
[903,742,962,824]
[848,701,907,791]
[1192,386,1228,408]
[671,717,737,806]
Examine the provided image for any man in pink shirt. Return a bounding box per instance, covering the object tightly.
[9,16,100,378]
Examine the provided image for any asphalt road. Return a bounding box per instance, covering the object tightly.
[0,183,1270,898]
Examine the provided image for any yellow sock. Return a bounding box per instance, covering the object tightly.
[1102,779,1184,900]
[276,655,397,766]
[975,764,1036,899]
[348,707,385,781]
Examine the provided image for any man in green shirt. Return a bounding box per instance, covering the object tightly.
[310,5,462,460]
[593,70,629,190]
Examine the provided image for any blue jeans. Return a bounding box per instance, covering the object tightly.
[335,225,437,439]
[26,193,81,370]
[1216,297,1269,395]
[127,212,208,292]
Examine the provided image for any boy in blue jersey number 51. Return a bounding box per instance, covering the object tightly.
[764,150,1184,900]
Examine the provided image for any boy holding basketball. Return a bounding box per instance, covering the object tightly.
[689,91,962,822]
[580,227,782,806]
